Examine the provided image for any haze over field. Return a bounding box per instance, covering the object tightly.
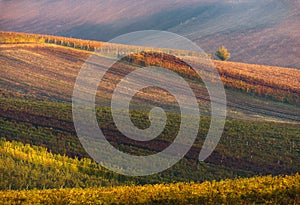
[1,0,299,68]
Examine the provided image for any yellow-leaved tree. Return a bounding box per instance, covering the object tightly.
[215,45,231,61]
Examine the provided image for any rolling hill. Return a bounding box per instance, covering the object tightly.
[1,0,299,68]
[1,0,300,201]
[0,31,299,204]
[1,31,299,122]
[0,32,299,185]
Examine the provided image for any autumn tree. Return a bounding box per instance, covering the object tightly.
[215,45,230,61]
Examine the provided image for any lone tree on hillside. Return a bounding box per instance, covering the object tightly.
[215,45,230,61]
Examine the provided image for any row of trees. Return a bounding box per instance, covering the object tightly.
[2,31,228,60]
[0,32,44,44]
[44,38,96,51]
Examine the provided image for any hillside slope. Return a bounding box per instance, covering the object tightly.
[1,0,299,68]
[0,33,299,122]
[1,97,300,180]
[0,32,299,185]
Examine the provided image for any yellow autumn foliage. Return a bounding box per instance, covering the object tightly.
[0,173,299,204]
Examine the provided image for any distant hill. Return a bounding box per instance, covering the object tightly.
[0,0,299,68]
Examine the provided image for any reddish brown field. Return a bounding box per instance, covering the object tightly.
[0,39,299,122]
[214,60,300,104]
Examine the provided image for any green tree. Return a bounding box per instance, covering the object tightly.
[215,45,230,61]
